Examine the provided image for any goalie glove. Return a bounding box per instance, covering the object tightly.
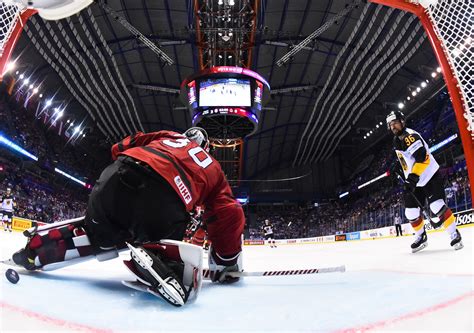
[123,240,203,307]
[208,247,242,284]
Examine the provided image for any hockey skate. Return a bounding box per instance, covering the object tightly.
[450,229,463,250]
[411,230,428,253]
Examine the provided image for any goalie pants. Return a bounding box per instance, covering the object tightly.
[84,156,189,249]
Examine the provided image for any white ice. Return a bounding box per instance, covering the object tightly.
[1,226,473,332]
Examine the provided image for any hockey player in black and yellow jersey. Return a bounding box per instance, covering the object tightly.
[386,111,463,253]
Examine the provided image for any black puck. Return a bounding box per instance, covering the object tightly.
[5,268,19,284]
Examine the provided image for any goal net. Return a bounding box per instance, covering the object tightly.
[370,0,474,203]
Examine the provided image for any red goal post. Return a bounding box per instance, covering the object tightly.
[369,0,474,204]
[0,3,36,79]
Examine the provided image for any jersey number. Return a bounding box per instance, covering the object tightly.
[163,138,213,169]
[404,135,416,146]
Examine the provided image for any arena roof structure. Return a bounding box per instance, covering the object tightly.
[8,0,450,182]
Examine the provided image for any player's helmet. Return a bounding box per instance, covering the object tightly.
[386,110,405,130]
[184,127,210,152]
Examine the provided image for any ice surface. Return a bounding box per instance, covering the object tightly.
[1,226,472,332]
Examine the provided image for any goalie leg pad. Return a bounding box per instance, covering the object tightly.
[123,241,203,306]
[13,222,96,270]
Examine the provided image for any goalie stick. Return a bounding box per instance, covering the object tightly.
[122,265,346,295]
[202,264,346,278]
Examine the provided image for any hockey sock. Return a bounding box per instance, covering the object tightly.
[441,208,456,234]
[410,216,425,237]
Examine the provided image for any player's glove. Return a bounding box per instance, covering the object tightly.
[389,162,403,179]
[208,247,242,284]
[404,173,419,192]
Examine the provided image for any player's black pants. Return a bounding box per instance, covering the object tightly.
[395,224,402,236]
[84,156,189,249]
[403,171,445,210]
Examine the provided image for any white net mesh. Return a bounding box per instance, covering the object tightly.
[424,0,474,139]
[0,2,24,58]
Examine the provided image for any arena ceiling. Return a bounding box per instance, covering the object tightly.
[12,0,441,180]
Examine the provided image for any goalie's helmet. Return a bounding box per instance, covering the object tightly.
[184,127,210,152]
[386,110,405,130]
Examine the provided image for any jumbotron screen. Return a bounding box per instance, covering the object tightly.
[199,78,251,107]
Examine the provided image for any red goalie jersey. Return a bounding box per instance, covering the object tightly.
[111,130,244,257]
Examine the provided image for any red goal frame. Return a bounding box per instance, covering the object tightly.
[370,0,474,204]
[0,8,36,80]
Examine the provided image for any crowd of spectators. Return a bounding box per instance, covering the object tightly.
[0,87,104,223]
[0,158,88,223]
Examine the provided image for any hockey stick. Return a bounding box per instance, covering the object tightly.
[202,264,345,279]
[23,216,85,237]
[395,174,442,229]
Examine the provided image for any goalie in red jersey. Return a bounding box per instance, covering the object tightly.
[12,127,245,307]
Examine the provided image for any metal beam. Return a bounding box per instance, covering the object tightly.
[276,0,362,67]
[98,0,174,65]
[132,84,180,94]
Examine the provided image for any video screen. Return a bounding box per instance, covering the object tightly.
[199,78,251,107]
[254,81,263,111]
[187,80,197,109]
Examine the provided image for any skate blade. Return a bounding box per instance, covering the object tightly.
[412,242,428,253]
[453,242,464,251]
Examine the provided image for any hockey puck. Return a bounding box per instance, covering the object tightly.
[5,269,19,284]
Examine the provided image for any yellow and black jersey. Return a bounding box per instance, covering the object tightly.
[393,128,439,186]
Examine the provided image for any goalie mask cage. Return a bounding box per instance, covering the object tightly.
[370,0,474,203]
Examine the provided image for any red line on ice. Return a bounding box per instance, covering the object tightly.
[336,291,474,333]
[0,301,113,333]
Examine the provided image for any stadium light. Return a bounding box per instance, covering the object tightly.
[0,135,38,161]
[436,67,442,73]
[46,99,53,106]
[19,74,24,79]
[398,102,404,109]
[407,96,411,100]
[412,91,417,97]
[33,87,39,94]
[39,94,43,98]
[74,126,81,135]
[376,124,379,128]
[5,62,15,73]
[416,87,421,92]
[379,122,383,125]
[421,81,427,88]
[452,48,461,57]
[54,168,86,187]
[431,72,437,78]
